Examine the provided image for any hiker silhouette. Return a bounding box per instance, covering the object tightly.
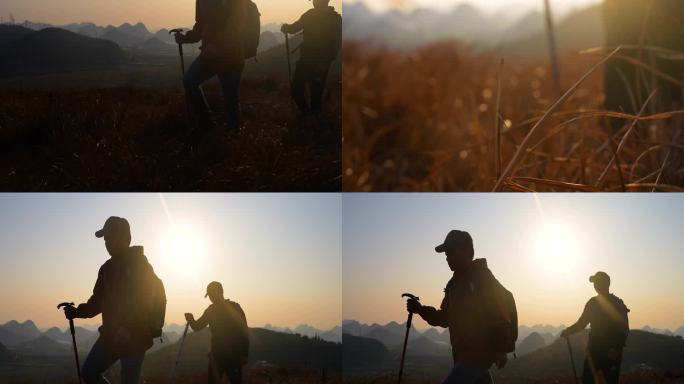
[603,0,684,117]
[60,216,166,384]
[561,271,630,384]
[405,230,517,384]
[185,281,249,384]
[281,0,342,119]
[174,0,260,131]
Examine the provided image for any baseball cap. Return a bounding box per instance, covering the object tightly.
[435,230,473,253]
[95,217,130,238]
[205,281,223,298]
[589,271,610,285]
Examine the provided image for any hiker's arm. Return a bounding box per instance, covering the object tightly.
[187,309,209,331]
[416,296,449,328]
[562,301,591,336]
[183,0,202,44]
[282,14,305,34]
[76,266,105,318]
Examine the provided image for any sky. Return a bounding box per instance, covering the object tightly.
[343,193,684,331]
[0,193,341,331]
[346,0,602,17]
[0,0,343,30]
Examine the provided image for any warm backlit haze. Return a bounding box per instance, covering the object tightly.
[343,194,684,330]
[0,0,343,30]
[344,0,600,15]
[0,193,341,330]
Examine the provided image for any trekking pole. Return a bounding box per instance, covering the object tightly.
[398,293,420,384]
[167,323,190,384]
[565,336,579,384]
[57,302,82,384]
[169,28,186,75]
[169,28,192,125]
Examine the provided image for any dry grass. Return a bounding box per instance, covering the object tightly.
[0,77,341,191]
[342,42,683,192]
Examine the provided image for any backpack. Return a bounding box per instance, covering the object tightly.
[243,0,260,59]
[476,273,518,354]
[148,273,167,339]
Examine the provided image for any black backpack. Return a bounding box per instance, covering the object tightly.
[243,0,260,59]
[148,273,167,339]
[476,273,518,354]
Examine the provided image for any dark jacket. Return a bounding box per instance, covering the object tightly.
[191,299,249,366]
[565,294,630,352]
[184,0,246,72]
[418,258,507,365]
[76,246,158,354]
[284,6,342,63]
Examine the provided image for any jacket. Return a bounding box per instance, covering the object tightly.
[76,246,158,354]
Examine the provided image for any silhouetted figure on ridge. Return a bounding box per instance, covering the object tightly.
[61,217,166,384]
[561,271,630,384]
[406,230,517,384]
[174,0,252,131]
[185,281,249,384]
[281,0,341,119]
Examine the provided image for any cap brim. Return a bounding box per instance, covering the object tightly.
[435,244,446,253]
[95,229,105,238]
[204,292,209,298]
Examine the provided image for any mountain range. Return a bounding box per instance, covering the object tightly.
[342,318,684,379]
[343,1,606,58]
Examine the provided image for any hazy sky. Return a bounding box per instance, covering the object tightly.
[343,194,684,330]
[0,0,343,30]
[0,194,341,330]
[346,0,602,17]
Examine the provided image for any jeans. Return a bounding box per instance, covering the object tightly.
[441,362,493,384]
[184,57,242,129]
[292,60,331,115]
[81,339,145,384]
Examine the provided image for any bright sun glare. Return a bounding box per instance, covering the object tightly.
[532,222,579,277]
[162,225,203,281]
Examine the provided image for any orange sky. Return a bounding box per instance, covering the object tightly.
[0,0,343,30]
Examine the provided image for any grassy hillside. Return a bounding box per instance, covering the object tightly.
[0,77,341,191]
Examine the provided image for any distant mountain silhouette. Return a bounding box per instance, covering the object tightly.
[0,28,128,72]
[14,335,71,357]
[0,321,42,346]
[260,323,341,343]
[259,30,280,53]
[131,37,176,55]
[498,330,684,380]
[516,331,547,356]
[344,1,605,57]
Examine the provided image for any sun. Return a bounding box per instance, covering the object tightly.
[161,225,204,280]
[532,221,579,277]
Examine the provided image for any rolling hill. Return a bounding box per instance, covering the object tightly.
[0,28,128,73]
[142,327,341,377]
[498,330,684,380]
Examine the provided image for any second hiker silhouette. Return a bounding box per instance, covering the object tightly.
[405,230,517,384]
[561,271,630,384]
[281,0,342,119]
[61,217,166,384]
[185,281,250,384]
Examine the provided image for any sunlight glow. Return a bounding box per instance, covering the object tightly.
[532,221,578,277]
[161,225,204,284]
